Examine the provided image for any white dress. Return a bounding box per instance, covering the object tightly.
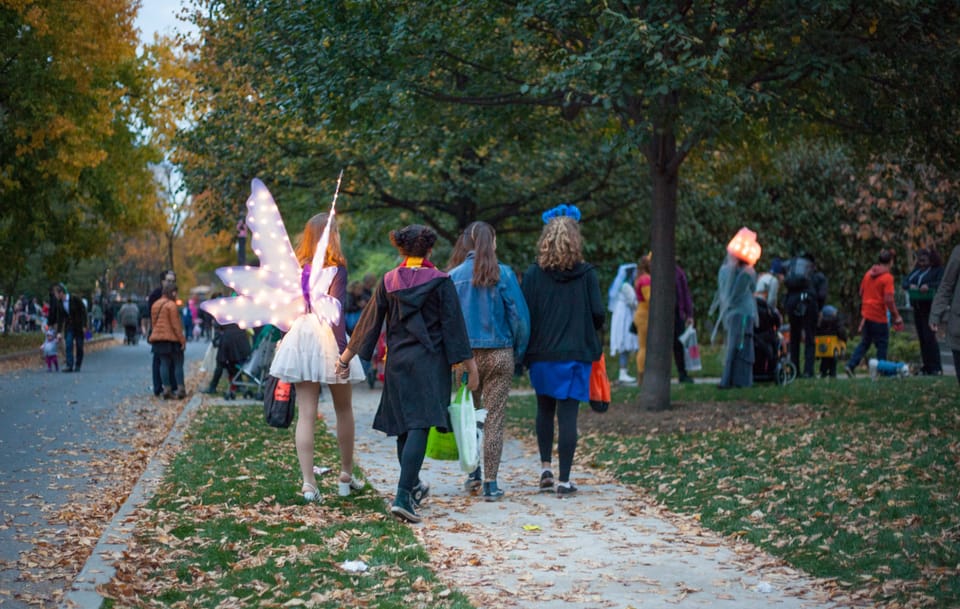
[269,312,365,384]
[269,265,365,385]
[609,281,639,355]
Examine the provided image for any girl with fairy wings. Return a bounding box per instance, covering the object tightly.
[201,177,366,503]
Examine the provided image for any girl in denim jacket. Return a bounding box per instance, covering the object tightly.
[447,222,530,501]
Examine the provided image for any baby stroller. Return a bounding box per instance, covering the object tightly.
[753,298,797,385]
[229,326,282,400]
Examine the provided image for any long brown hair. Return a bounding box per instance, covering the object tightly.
[445,232,470,270]
[459,221,500,287]
[294,212,345,267]
[536,216,583,271]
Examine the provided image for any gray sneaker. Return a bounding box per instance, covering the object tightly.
[464,466,482,492]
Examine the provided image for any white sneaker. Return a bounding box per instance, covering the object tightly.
[618,370,636,383]
[868,358,879,380]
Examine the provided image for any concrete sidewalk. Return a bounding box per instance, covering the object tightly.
[319,385,862,609]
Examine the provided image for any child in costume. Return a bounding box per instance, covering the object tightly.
[41,329,59,372]
[815,305,847,378]
[336,224,479,523]
[201,176,366,503]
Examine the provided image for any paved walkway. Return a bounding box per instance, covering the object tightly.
[317,385,864,609]
[0,335,205,609]
[54,348,950,608]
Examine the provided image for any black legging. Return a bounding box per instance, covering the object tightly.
[396,428,428,492]
[913,301,942,374]
[535,394,579,483]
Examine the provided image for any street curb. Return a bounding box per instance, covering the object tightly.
[62,392,204,609]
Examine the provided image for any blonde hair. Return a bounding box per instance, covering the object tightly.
[295,212,346,267]
[536,216,583,271]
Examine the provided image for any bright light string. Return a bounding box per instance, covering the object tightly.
[199,173,347,332]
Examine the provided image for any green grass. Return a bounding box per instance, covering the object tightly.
[0,332,45,356]
[102,406,475,609]
[506,375,960,608]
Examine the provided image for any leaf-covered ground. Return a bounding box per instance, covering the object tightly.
[569,379,960,609]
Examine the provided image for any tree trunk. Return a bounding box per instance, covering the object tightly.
[166,234,175,273]
[638,125,679,412]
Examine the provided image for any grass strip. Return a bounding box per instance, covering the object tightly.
[101,404,474,609]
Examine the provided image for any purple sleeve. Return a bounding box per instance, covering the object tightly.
[330,266,348,352]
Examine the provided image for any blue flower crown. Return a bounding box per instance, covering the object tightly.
[541,203,581,224]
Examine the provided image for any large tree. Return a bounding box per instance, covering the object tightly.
[294,1,959,409]
[176,0,652,270]
[0,0,160,315]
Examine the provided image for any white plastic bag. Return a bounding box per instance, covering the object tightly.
[679,326,702,372]
[200,342,216,373]
[448,383,479,473]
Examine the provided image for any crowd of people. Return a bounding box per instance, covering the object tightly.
[197,189,611,523]
[600,232,960,390]
[11,186,960,523]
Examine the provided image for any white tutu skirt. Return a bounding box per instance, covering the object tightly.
[269,313,365,384]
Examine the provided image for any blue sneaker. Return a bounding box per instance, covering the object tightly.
[482,481,504,502]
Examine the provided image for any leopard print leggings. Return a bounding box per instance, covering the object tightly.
[472,348,514,482]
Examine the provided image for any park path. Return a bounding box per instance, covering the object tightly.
[318,384,868,609]
[0,336,205,609]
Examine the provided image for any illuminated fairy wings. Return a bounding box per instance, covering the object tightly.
[200,175,342,332]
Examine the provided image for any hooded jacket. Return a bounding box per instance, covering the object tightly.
[347,263,474,436]
[521,262,604,365]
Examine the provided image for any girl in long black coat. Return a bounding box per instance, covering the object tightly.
[338,225,479,523]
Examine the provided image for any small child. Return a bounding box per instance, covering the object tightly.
[816,305,847,378]
[41,329,59,372]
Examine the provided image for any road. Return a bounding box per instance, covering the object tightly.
[0,337,205,609]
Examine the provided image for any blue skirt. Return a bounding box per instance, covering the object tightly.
[528,360,591,402]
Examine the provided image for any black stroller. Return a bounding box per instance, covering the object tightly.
[229,325,282,400]
[753,298,797,385]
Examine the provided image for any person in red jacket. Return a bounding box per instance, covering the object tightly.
[844,249,904,377]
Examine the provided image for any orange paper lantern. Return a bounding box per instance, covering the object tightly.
[726,227,761,265]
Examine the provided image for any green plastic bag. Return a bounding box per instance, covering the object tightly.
[425,427,458,461]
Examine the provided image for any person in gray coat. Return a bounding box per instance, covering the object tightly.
[931,244,960,384]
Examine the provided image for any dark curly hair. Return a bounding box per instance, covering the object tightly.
[390,224,437,258]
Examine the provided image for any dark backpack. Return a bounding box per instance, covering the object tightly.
[263,375,296,428]
[784,257,814,291]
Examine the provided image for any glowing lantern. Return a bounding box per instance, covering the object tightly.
[726,227,761,265]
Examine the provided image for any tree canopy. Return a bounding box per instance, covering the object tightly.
[177,0,960,409]
[0,0,161,308]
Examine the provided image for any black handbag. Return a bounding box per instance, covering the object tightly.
[263,375,296,428]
